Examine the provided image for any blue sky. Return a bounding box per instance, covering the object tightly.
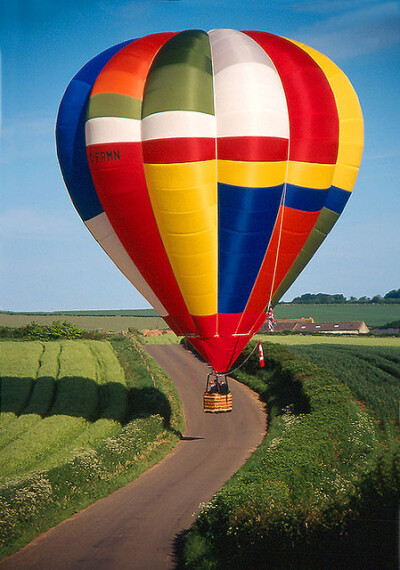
[1,0,399,311]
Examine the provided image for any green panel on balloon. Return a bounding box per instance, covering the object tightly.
[87,93,142,120]
[142,30,214,117]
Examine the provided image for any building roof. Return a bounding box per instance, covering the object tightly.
[292,321,369,333]
[259,315,370,334]
[259,317,314,333]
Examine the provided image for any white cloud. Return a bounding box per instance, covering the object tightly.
[1,111,55,138]
[295,2,400,59]
[0,208,82,241]
[290,0,384,15]
[365,149,400,160]
[0,111,56,162]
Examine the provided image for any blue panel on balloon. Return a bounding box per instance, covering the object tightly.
[55,40,133,222]
[285,184,329,213]
[324,186,351,214]
[218,183,283,314]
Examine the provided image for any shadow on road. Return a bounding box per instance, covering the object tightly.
[172,528,190,570]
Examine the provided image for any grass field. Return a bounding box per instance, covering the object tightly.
[182,342,400,569]
[140,332,181,344]
[0,337,184,558]
[0,309,159,317]
[273,303,400,326]
[0,340,127,481]
[0,314,169,332]
[289,344,400,440]
[256,334,400,347]
[2,303,400,332]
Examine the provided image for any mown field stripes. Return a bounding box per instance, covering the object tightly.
[0,341,128,480]
[0,343,60,452]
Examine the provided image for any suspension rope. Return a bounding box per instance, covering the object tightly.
[223,175,289,373]
[227,338,259,375]
[266,187,288,312]
[266,136,291,311]
[229,134,291,353]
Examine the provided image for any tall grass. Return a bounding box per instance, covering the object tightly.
[182,342,400,569]
[289,345,400,441]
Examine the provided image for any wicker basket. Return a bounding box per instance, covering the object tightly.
[203,391,232,413]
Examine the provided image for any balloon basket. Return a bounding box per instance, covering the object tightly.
[203,373,232,413]
[203,392,232,413]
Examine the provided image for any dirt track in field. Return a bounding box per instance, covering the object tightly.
[0,344,266,569]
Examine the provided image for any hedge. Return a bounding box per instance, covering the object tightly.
[182,342,399,569]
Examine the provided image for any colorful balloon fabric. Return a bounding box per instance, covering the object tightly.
[56,29,363,373]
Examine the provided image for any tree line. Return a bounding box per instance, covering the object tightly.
[287,289,400,304]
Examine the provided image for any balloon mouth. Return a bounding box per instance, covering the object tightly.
[185,333,251,339]
[185,332,254,374]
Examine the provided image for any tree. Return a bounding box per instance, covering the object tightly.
[291,293,347,304]
[384,288,400,300]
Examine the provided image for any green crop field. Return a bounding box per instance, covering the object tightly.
[0,340,128,481]
[0,313,168,332]
[2,303,400,333]
[182,342,400,569]
[289,344,400,440]
[256,334,400,347]
[273,303,400,326]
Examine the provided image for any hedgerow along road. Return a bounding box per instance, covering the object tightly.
[0,344,265,569]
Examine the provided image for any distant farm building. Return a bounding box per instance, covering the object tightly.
[140,329,173,337]
[261,318,369,335]
[259,317,314,333]
[293,321,369,334]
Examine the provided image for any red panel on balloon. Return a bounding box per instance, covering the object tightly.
[191,314,217,338]
[243,31,339,165]
[90,33,176,99]
[142,138,216,164]
[217,136,289,162]
[217,313,243,337]
[87,141,196,335]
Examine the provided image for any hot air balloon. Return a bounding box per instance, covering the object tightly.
[56,29,363,396]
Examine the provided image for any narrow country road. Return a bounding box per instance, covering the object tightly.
[1,345,266,570]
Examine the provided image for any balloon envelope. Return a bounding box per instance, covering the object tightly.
[56,29,363,372]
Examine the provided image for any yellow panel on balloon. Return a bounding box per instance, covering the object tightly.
[218,159,334,190]
[143,160,217,316]
[286,161,335,189]
[218,160,287,188]
[289,39,364,194]
[331,163,361,193]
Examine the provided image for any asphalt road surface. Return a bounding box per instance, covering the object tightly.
[1,344,266,570]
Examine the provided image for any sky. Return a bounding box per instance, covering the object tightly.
[1,0,399,311]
